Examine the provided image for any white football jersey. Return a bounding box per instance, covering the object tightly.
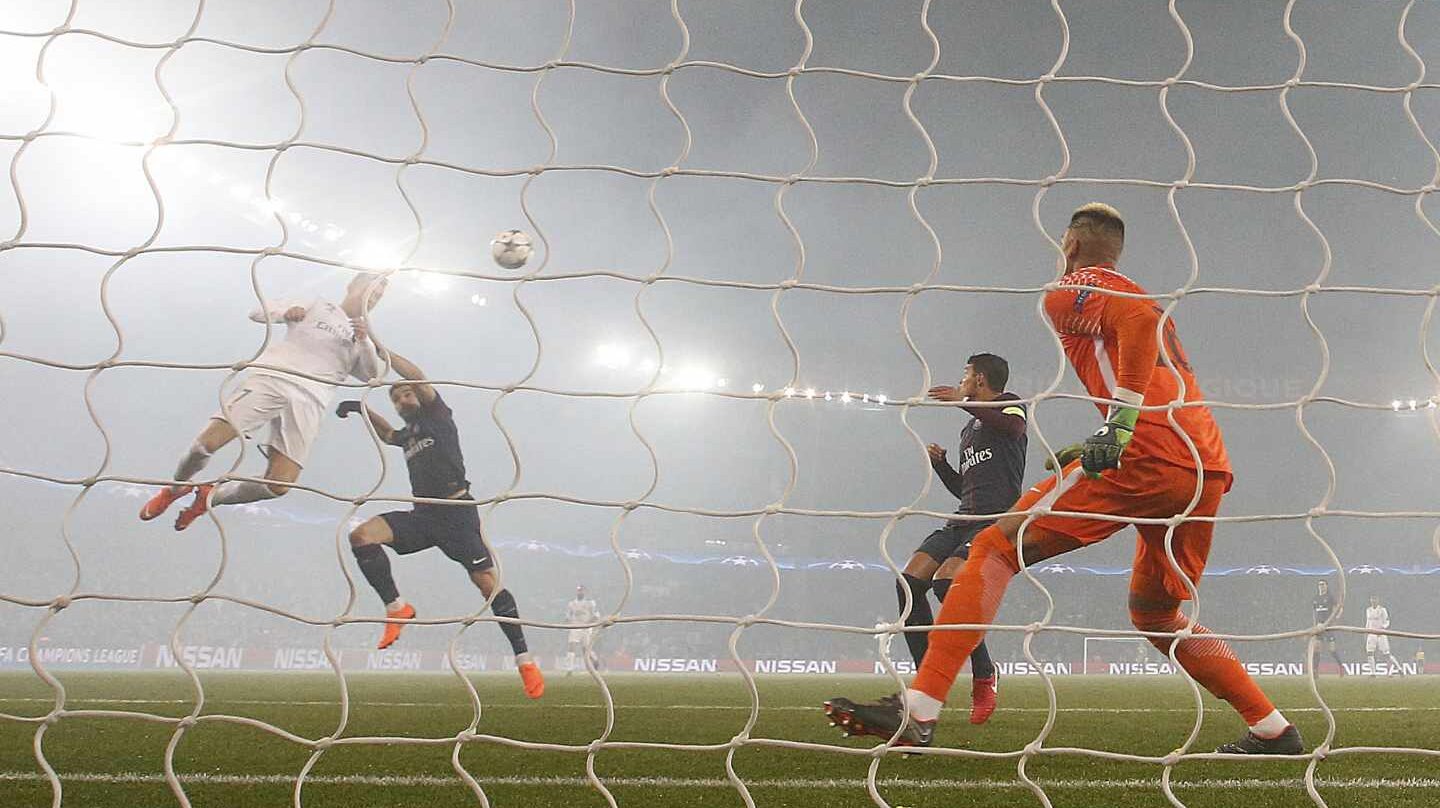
[1365,606,1389,630]
[566,598,598,625]
[249,299,381,403]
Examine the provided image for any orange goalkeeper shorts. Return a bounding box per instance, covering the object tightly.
[1016,456,1232,602]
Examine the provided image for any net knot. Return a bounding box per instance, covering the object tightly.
[1308,505,1327,517]
[1285,77,1300,88]
[50,595,71,612]
[1022,740,1043,756]
[660,166,679,177]
[1171,179,1189,190]
[1041,174,1058,187]
[779,279,798,289]
[1161,750,1182,766]
[915,175,933,187]
[528,165,546,176]
[764,504,780,515]
[737,614,758,627]
[1039,73,1056,83]
[787,66,803,77]
[784,173,802,185]
[177,716,198,729]
[315,737,334,751]
[621,500,639,511]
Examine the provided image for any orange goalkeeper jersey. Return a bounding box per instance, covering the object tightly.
[1043,264,1231,478]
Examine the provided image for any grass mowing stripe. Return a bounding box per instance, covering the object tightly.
[1,771,1438,790]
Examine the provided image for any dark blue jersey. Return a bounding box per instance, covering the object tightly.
[388,392,470,498]
[1313,593,1334,623]
[932,392,1028,516]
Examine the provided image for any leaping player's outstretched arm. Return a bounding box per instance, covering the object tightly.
[249,302,307,324]
[335,400,400,444]
[384,350,437,405]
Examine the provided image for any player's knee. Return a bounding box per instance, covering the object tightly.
[349,523,379,547]
[970,526,1020,575]
[1130,604,1185,650]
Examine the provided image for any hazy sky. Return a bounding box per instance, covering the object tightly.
[2,0,1438,652]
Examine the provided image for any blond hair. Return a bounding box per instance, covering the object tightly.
[1067,202,1125,257]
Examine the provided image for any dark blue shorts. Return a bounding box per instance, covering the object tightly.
[382,498,493,572]
[916,519,993,563]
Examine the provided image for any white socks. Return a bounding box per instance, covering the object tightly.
[172,442,213,487]
[516,652,534,666]
[904,689,944,722]
[211,480,279,505]
[1249,709,1289,739]
[384,598,406,613]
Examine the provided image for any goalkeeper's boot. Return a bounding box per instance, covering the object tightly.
[823,697,934,747]
[140,485,193,521]
[173,485,214,531]
[518,658,545,699]
[970,671,999,725]
[377,603,416,650]
[1215,725,1304,755]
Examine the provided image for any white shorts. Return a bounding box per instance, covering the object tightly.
[1366,633,1391,655]
[568,628,594,645]
[214,374,325,467]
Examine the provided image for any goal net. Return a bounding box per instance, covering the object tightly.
[2,0,1439,806]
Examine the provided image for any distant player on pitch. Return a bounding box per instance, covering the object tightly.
[139,273,387,530]
[824,203,1301,755]
[1311,580,1347,675]
[896,353,1026,725]
[1364,594,1403,676]
[337,348,544,699]
[564,585,600,675]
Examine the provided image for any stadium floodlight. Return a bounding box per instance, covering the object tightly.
[1392,400,1403,410]
[751,382,764,393]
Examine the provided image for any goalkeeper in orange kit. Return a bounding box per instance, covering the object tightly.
[824,203,1301,755]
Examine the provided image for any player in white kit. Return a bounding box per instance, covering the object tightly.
[1365,595,1403,676]
[138,273,387,530]
[564,586,600,675]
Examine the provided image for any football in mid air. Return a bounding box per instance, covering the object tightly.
[491,229,532,270]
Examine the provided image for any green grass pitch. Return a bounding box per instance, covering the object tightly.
[2,672,1438,807]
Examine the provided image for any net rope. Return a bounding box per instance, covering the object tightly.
[1,1,1438,807]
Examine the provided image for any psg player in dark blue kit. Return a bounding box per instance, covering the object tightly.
[337,349,544,699]
[896,353,1027,725]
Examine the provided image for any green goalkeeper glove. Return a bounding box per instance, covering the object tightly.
[1081,405,1139,477]
[1044,444,1084,472]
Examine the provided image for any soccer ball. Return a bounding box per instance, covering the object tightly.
[490,229,532,270]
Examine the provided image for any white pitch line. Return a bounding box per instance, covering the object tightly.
[1,771,1438,791]
[0,697,1435,714]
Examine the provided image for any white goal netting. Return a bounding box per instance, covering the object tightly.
[3,1,1440,807]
